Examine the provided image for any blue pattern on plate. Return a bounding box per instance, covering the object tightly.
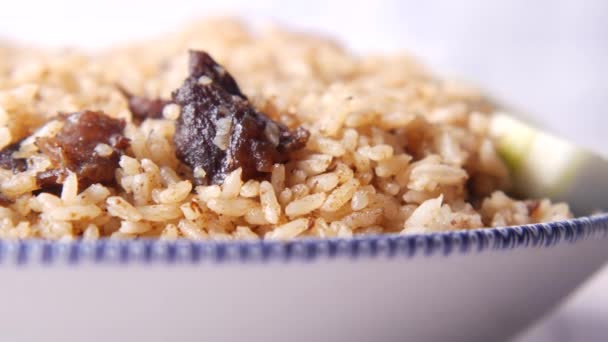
[0,214,607,265]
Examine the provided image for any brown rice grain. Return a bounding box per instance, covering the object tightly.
[76,184,111,205]
[321,178,359,212]
[271,164,285,194]
[311,136,346,156]
[377,178,401,196]
[221,168,242,198]
[309,217,334,238]
[160,166,181,185]
[260,181,281,224]
[353,152,372,172]
[158,180,192,203]
[278,188,294,207]
[239,180,260,198]
[334,162,355,184]
[244,206,270,225]
[48,204,102,221]
[265,217,310,240]
[137,204,182,221]
[107,196,143,221]
[118,221,152,234]
[288,169,307,187]
[60,172,79,205]
[177,220,207,240]
[196,185,221,202]
[82,224,100,240]
[341,129,359,151]
[351,186,374,211]
[331,221,353,238]
[33,193,62,211]
[357,170,374,185]
[160,223,180,240]
[206,198,256,217]
[296,154,333,176]
[408,163,468,192]
[180,200,203,220]
[290,183,310,200]
[357,144,394,161]
[285,192,327,217]
[1,174,37,197]
[119,156,141,176]
[131,173,153,205]
[341,207,383,229]
[234,225,258,240]
[306,172,340,193]
[356,225,384,235]
[375,155,412,178]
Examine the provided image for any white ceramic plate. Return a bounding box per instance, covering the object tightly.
[0,214,607,341]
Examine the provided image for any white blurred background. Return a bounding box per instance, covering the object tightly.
[1,1,607,340]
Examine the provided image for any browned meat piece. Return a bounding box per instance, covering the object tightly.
[118,86,171,122]
[187,50,245,98]
[35,169,68,194]
[278,126,310,153]
[0,140,27,173]
[36,110,130,190]
[172,50,310,185]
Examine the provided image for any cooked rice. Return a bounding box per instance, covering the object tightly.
[0,18,572,240]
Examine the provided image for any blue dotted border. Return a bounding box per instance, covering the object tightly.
[1,214,607,265]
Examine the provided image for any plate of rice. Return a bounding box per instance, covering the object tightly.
[0,19,607,342]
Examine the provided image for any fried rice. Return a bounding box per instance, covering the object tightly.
[0,19,571,240]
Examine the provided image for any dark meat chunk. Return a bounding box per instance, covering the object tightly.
[36,110,130,190]
[118,86,171,122]
[0,139,27,173]
[35,169,68,194]
[173,50,309,185]
[279,126,310,152]
[187,50,245,98]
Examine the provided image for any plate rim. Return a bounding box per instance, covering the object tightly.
[1,214,607,265]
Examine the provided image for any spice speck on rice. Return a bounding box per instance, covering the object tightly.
[0,19,572,240]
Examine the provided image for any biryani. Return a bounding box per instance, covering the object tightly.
[0,19,571,240]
